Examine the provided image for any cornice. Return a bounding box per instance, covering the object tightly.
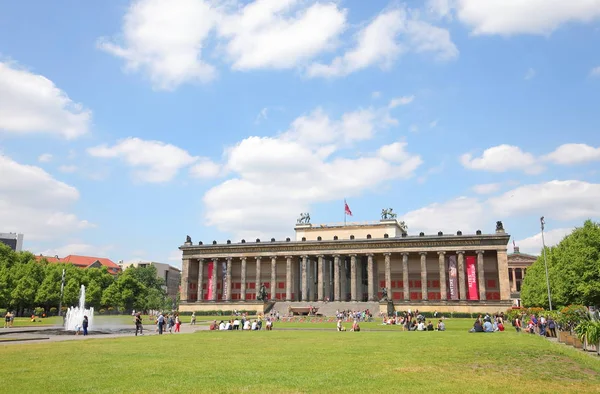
[180,234,510,257]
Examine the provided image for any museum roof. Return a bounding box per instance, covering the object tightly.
[180,231,510,253]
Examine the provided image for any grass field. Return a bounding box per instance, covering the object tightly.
[1,318,599,393]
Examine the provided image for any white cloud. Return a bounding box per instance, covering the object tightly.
[371,91,382,99]
[516,227,575,255]
[427,0,454,20]
[543,143,600,165]
[0,155,93,241]
[460,144,544,174]
[97,0,217,90]
[255,107,269,124]
[0,62,91,139]
[40,243,115,258]
[488,180,600,221]
[456,0,600,36]
[524,67,536,80]
[87,137,197,183]
[38,153,53,163]
[189,158,222,179]
[307,8,457,78]
[202,106,422,239]
[218,0,346,70]
[402,196,486,235]
[591,66,600,77]
[472,183,501,195]
[58,165,77,173]
[389,95,414,108]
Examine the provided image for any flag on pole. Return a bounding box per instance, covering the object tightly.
[513,239,516,248]
[344,200,353,216]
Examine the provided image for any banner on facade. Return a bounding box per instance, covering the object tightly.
[222,261,227,300]
[447,255,458,300]
[466,255,478,300]
[207,261,214,300]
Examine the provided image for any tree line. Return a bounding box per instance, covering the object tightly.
[521,220,600,308]
[0,243,174,316]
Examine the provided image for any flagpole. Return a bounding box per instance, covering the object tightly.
[344,199,346,226]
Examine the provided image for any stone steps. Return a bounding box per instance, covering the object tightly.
[270,301,381,317]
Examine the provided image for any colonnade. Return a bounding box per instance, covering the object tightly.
[182,249,502,303]
[509,267,527,293]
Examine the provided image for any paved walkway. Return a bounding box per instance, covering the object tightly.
[0,323,208,345]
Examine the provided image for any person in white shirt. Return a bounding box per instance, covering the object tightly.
[219,321,226,330]
[225,320,231,330]
[251,320,258,330]
[233,319,240,330]
[417,321,426,331]
[243,320,251,330]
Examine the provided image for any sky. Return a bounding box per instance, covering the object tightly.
[1,0,600,266]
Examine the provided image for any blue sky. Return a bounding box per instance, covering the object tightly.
[1,0,599,265]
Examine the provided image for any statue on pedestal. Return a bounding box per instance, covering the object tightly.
[258,284,268,302]
[496,221,505,233]
[297,212,311,224]
[381,208,397,220]
[185,235,192,243]
[381,287,388,302]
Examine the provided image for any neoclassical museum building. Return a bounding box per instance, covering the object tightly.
[179,218,512,314]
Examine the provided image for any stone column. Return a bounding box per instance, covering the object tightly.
[340,257,348,301]
[476,250,486,301]
[240,257,247,302]
[511,267,517,292]
[317,255,324,301]
[333,255,340,301]
[402,253,409,300]
[301,255,308,301]
[497,250,510,301]
[211,258,218,302]
[457,251,466,300]
[255,257,262,299]
[420,252,428,300]
[438,251,447,300]
[384,253,391,298]
[225,257,232,302]
[196,258,204,302]
[367,254,375,301]
[350,254,357,301]
[270,256,277,300]
[324,258,331,301]
[181,258,190,302]
[285,256,292,301]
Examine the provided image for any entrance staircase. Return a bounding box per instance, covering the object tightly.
[269,301,381,317]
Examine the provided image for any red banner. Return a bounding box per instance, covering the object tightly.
[207,261,214,300]
[466,256,478,300]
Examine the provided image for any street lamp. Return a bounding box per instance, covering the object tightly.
[58,268,66,317]
[540,216,553,311]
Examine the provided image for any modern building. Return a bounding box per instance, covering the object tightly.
[508,246,538,307]
[120,261,181,302]
[178,218,512,314]
[35,254,122,275]
[0,232,24,252]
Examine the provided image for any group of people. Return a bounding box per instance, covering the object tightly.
[470,313,506,333]
[512,314,557,337]
[335,309,373,322]
[153,312,181,335]
[74,315,89,336]
[336,319,362,331]
[210,316,274,331]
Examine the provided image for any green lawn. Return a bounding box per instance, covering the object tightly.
[1,318,599,393]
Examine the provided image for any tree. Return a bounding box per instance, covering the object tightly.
[35,266,62,311]
[522,220,600,308]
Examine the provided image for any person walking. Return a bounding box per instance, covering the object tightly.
[135,313,143,336]
[157,312,165,335]
[190,312,196,325]
[174,315,181,333]
[82,316,89,336]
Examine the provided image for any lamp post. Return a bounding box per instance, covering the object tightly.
[58,268,66,317]
[540,216,553,311]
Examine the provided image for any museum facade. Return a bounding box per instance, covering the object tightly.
[179,219,512,314]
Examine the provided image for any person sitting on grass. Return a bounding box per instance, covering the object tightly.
[417,320,426,331]
[437,320,445,331]
[470,320,484,333]
[426,321,434,331]
[209,320,217,330]
[483,319,494,333]
[350,320,360,332]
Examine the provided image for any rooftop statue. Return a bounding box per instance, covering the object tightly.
[297,212,311,224]
[186,235,192,243]
[381,208,397,220]
[496,221,504,232]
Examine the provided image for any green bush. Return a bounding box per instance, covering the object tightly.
[49,307,58,316]
[0,308,7,316]
[34,307,44,316]
[99,309,106,315]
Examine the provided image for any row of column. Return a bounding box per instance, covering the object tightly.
[183,250,490,302]
[510,267,526,293]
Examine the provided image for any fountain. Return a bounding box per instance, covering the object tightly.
[64,284,94,331]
